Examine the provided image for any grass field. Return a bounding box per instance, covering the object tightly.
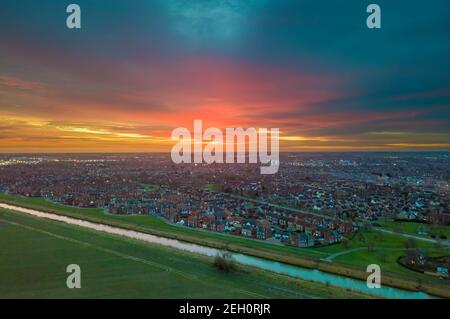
[140,184,160,192]
[0,209,371,299]
[1,193,449,297]
[0,193,328,260]
[377,219,450,240]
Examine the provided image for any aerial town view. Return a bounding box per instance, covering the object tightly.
[0,0,449,306]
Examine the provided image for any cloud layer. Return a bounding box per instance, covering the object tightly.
[0,0,449,152]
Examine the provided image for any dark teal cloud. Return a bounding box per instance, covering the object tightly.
[0,0,449,139]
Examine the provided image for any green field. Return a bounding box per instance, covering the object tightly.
[377,219,450,240]
[320,229,447,274]
[0,193,328,260]
[0,209,370,298]
[1,193,449,297]
[140,184,160,192]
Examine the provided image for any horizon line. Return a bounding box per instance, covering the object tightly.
[0,150,449,155]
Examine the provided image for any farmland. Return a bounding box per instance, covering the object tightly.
[0,208,370,298]
[1,193,449,298]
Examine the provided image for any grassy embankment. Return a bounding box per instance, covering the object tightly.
[377,218,450,240]
[0,193,449,298]
[0,208,371,298]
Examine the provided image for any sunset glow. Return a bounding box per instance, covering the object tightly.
[1,1,449,152]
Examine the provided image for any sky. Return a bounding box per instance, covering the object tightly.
[0,0,449,152]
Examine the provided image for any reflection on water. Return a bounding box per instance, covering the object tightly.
[0,203,431,299]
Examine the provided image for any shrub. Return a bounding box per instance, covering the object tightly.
[213,252,236,273]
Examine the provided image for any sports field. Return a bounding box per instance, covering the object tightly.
[0,208,372,299]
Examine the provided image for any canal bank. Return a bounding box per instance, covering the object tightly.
[0,203,434,299]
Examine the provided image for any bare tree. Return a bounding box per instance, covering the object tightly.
[341,237,350,249]
[357,231,365,243]
[213,252,236,273]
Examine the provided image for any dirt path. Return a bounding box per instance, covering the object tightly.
[323,247,367,261]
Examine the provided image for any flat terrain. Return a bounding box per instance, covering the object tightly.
[1,193,449,297]
[377,219,450,240]
[0,208,372,299]
[0,193,329,260]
